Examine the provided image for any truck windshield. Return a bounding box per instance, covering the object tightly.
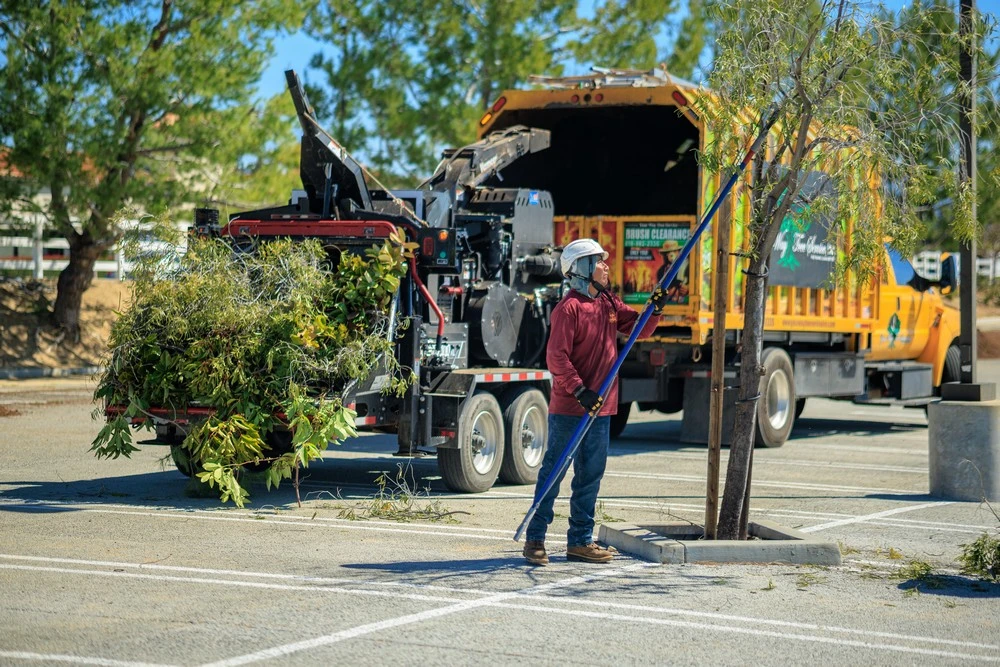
[885,245,916,286]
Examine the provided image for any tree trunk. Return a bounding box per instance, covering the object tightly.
[717,253,769,540]
[53,236,104,341]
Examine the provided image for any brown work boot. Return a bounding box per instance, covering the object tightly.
[566,542,614,564]
[523,540,549,565]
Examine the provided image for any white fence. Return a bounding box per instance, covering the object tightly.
[0,234,129,278]
[912,250,1000,283]
[3,232,999,283]
[0,219,186,279]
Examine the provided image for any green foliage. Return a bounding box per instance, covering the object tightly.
[335,466,464,523]
[666,0,712,79]
[958,532,1000,582]
[92,228,413,507]
[896,559,935,581]
[570,0,679,70]
[0,1,304,329]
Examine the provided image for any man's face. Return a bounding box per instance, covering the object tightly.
[590,256,609,285]
[666,250,679,263]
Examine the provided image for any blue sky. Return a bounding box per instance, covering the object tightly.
[257,0,1000,99]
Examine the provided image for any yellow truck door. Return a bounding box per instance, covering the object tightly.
[871,246,934,361]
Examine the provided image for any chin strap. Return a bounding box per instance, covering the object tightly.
[566,272,610,296]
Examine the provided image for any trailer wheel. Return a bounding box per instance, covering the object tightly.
[610,402,631,439]
[439,391,505,493]
[755,348,795,448]
[169,443,201,477]
[498,387,548,485]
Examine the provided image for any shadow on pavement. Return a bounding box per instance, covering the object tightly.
[342,556,737,593]
[792,417,926,440]
[897,575,1000,598]
[0,471,245,511]
[609,414,925,451]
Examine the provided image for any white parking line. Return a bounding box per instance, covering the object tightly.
[608,450,927,474]
[602,470,917,495]
[199,563,656,667]
[0,651,171,667]
[800,502,955,533]
[3,497,989,543]
[794,444,927,456]
[2,555,995,664]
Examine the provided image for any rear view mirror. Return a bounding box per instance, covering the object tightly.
[938,254,957,295]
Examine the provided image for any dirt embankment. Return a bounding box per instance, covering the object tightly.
[0,278,130,369]
[978,330,1000,359]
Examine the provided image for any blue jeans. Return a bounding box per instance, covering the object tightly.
[526,414,610,547]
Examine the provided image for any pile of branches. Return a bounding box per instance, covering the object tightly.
[92,229,412,507]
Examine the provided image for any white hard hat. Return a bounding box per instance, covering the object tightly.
[560,238,608,276]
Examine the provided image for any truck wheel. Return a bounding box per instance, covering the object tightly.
[439,391,505,493]
[755,348,796,448]
[794,398,807,419]
[169,443,202,477]
[498,387,548,485]
[610,403,631,439]
[943,344,961,385]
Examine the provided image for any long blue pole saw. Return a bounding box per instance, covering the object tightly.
[514,108,780,542]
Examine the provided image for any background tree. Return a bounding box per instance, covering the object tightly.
[303,0,713,187]
[0,1,304,338]
[202,94,303,216]
[880,0,1000,252]
[666,0,713,80]
[698,0,992,539]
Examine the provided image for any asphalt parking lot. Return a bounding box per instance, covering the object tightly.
[1,370,999,665]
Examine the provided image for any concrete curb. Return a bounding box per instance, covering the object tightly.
[600,520,842,566]
[0,366,102,380]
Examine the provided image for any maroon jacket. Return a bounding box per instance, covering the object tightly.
[546,289,660,417]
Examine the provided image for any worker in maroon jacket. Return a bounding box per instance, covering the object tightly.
[523,238,665,565]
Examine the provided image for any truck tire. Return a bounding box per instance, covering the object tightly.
[610,402,632,439]
[794,398,807,419]
[755,348,796,448]
[943,344,961,385]
[439,391,506,493]
[498,387,548,485]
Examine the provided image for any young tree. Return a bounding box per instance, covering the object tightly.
[697,0,992,539]
[0,1,304,338]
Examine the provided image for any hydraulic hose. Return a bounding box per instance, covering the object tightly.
[409,258,445,350]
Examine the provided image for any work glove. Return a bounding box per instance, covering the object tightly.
[573,386,604,415]
[650,286,669,315]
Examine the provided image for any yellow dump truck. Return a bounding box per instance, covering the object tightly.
[477,68,960,447]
